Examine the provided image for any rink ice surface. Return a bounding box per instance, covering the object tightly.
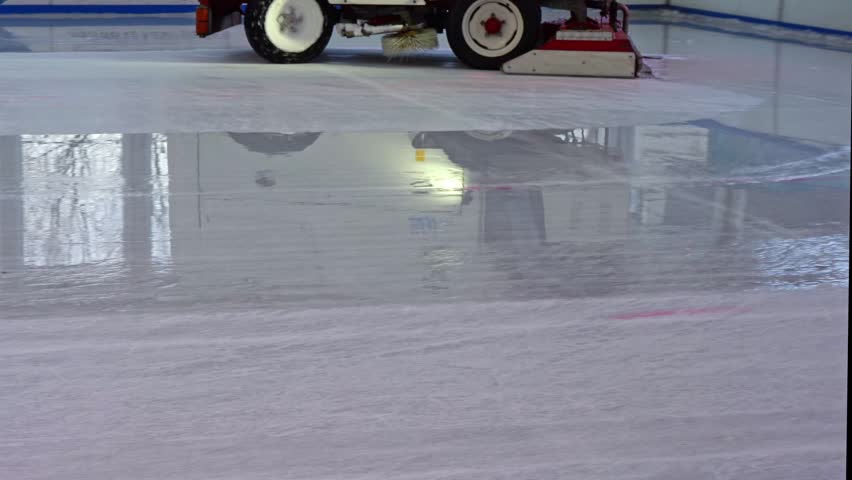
[0,13,849,480]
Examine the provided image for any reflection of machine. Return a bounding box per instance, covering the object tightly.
[413,129,631,245]
[409,128,635,297]
[197,0,640,76]
[412,128,624,182]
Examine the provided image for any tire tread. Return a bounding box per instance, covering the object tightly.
[244,0,336,64]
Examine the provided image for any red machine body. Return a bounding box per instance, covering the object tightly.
[503,5,642,77]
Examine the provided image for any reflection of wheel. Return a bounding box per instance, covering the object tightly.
[447,0,540,70]
[228,132,321,154]
[244,0,335,63]
[466,130,514,141]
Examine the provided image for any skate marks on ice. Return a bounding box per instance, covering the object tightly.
[0,48,761,135]
[0,287,846,480]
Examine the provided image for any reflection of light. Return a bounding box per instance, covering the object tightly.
[410,152,464,195]
[18,133,172,267]
[754,234,849,289]
[21,134,124,267]
[554,128,600,144]
[434,176,463,191]
[150,133,171,264]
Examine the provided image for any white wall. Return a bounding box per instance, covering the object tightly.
[633,23,852,145]
[1,0,849,33]
[2,0,851,33]
[670,0,852,32]
[672,0,781,22]
[781,0,852,33]
[671,0,784,20]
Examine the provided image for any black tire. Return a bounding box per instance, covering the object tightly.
[446,0,540,70]
[244,0,336,64]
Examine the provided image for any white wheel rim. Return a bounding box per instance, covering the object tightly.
[263,0,325,53]
[461,0,524,58]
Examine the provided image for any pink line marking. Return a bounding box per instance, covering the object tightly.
[612,306,742,320]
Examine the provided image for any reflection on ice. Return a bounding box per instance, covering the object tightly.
[0,122,848,312]
[755,234,850,290]
[1,134,171,268]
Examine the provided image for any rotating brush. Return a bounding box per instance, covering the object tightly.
[381,28,439,58]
